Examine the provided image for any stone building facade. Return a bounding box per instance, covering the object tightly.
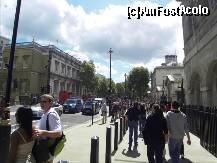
[0,41,81,104]
[180,0,217,106]
[0,36,10,69]
[151,55,184,103]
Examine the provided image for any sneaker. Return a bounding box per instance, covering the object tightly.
[128,147,132,151]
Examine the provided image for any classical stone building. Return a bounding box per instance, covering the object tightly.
[0,36,10,69]
[151,55,184,103]
[179,0,217,106]
[0,41,81,104]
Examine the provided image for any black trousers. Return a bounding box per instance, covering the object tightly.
[147,142,165,163]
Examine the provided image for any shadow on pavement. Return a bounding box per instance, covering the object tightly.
[166,158,193,163]
[121,147,141,158]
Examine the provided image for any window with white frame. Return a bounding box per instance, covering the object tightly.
[61,63,65,75]
[55,60,59,73]
[67,66,71,77]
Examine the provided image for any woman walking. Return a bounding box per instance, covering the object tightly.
[143,104,168,163]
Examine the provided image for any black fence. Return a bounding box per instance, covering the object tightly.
[182,105,217,157]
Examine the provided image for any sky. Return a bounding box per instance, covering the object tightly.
[0,0,184,83]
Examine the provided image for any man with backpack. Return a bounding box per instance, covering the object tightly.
[33,94,63,163]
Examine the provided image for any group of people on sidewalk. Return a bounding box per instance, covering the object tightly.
[8,94,63,163]
[125,100,191,163]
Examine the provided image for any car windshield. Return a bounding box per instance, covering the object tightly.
[65,99,76,104]
[85,101,92,105]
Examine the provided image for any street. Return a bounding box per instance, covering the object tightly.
[10,105,101,131]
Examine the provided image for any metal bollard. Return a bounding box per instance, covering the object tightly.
[114,121,118,151]
[90,136,99,163]
[126,118,128,131]
[120,117,123,142]
[105,126,111,163]
[123,116,126,135]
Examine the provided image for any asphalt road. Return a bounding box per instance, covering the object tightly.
[10,105,101,131]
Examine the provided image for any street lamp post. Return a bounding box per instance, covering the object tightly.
[124,73,127,97]
[108,48,113,116]
[0,0,22,162]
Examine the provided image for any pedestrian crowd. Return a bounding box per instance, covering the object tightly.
[123,100,191,163]
[5,94,191,163]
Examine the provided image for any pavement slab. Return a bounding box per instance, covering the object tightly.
[54,117,217,163]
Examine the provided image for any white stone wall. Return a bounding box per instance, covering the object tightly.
[151,66,184,102]
[182,2,217,106]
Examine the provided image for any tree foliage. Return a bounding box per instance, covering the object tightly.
[95,74,108,97]
[116,82,125,98]
[128,66,149,100]
[79,60,96,93]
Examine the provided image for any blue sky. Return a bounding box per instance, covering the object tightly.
[67,0,171,12]
[0,0,184,83]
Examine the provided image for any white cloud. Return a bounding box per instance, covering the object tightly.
[65,49,89,61]
[95,62,117,77]
[1,0,184,82]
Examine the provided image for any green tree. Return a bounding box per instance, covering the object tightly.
[79,60,96,94]
[128,66,149,100]
[95,74,108,97]
[116,82,125,98]
[106,78,116,96]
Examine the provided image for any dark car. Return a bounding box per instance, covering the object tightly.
[82,101,100,115]
[63,98,83,113]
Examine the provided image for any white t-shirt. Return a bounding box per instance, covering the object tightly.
[102,103,107,112]
[38,108,61,131]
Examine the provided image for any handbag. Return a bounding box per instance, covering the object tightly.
[49,132,66,156]
[46,112,66,157]
[32,139,50,162]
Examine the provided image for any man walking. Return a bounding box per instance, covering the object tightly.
[101,101,107,124]
[166,101,191,163]
[33,94,62,163]
[125,102,141,151]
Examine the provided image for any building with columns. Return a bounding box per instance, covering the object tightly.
[179,0,217,106]
[0,41,81,104]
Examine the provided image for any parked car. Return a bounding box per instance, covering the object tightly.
[31,102,63,120]
[31,103,44,120]
[52,102,63,116]
[63,98,83,113]
[82,100,100,115]
[94,98,105,108]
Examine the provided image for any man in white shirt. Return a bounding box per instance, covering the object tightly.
[101,102,107,124]
[33,94,62,163]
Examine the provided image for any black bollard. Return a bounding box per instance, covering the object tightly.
[120,117,123,142]
[90,136,99,163]
[126,118,128,131]
[114,121,118,151]
[0,125,11,163]
[123,116,126,135]
[105,126,111,163]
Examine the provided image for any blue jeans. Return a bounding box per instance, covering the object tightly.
[128,120,138,148]
[168,138,183,163]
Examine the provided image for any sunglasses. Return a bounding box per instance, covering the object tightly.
[40,100,50,103]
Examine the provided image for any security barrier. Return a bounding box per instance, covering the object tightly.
[182,105,217,157]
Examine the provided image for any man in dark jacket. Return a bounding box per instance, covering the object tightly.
[143,104,168,163]
[125,102,141,151]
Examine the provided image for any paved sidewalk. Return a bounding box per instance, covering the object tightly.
[54,117,217,163]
